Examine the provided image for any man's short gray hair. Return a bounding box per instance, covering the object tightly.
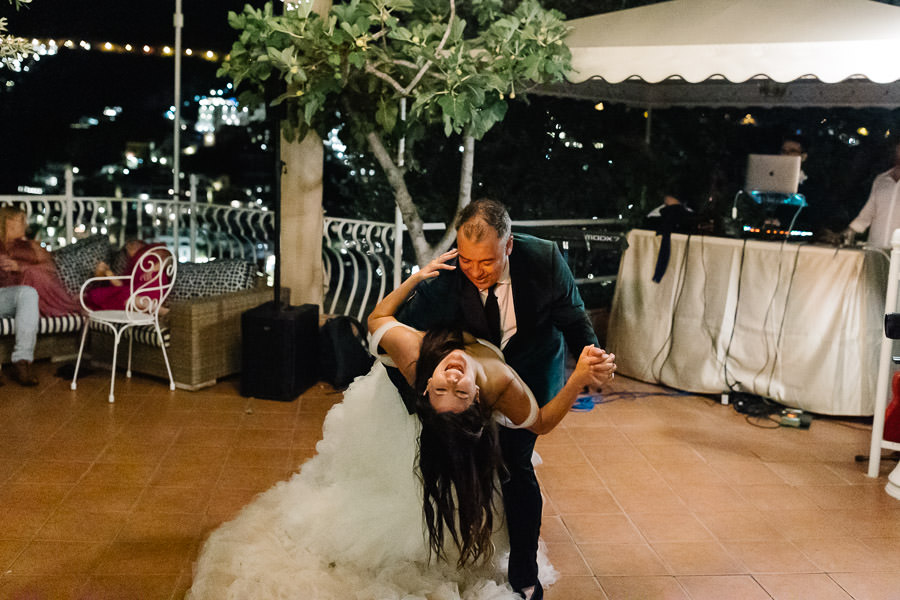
[456,198,511,242]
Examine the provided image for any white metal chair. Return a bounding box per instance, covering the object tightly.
[71,245,177,403]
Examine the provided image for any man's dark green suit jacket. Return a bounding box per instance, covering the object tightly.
[396,233,598,406]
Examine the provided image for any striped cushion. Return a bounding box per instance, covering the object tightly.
[0,314,85,336]
[88,321,170,348]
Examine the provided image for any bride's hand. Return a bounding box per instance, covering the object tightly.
[417,249,458,281]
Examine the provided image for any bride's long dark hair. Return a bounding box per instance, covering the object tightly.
[413,328,506,568]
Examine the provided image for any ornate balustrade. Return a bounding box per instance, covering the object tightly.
[2,172,621,319]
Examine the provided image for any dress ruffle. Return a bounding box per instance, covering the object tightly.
[187,363,556,599]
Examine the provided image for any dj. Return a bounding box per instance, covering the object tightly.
[844,141,900,248]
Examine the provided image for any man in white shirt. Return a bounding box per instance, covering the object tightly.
[846,142,900,248]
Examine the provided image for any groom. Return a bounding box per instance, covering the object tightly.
[397,198,606,600]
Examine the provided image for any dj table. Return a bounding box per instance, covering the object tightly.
[607,229,889,416]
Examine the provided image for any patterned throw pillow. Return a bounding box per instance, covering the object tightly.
[170,259,259,300]
[52,234,112,296]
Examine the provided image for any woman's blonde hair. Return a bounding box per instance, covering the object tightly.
[0,206,26,248]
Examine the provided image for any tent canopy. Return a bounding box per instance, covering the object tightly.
[537,0,900,108]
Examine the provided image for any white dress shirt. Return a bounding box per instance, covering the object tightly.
[849,168,900,248]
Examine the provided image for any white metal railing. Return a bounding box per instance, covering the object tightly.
[2,171,621,318]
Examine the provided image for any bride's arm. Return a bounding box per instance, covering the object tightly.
[366,248,457,334]
[367,249,458,384]
[490,346,614,435]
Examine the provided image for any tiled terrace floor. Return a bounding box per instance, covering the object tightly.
[1,360,899,599]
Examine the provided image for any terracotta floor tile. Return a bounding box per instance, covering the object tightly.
[607,484,688,513]
[695,509,786,542]
[636,443,707,465]
[580,543,669,576]
[581,443,648,464]
[0,539,27,572]
[829,572,900,600]
[720,539,818,574]
[8,540,105,575]
[234,427,295,449]
[565,426,633,447]
[94,539,198,575]
[667,482,748,512]
[754,573,853,600]
[8,459,91,485]
[57,483,145,513]
[223,445,295,470]
[764,461,848,485]
[532,442,590,467]
[545,575,608,600]
[597,575,690,600]
[731,483,822,512]
[540,515,573,543]
[0,575,90,600]
[591,460,668,488]
[562,513,645,545]
[0,482,73,511]
[650,541,745,575]
[713,459,784,485]
[132,485,213,514]
[796,482,898,511]
[80,462,158,487]
[0,507,54,540]
[175,426,239,447]
[629,511,714,542]
[538,464,605,490]
[792,537,896,572]
[543,540,592,576]
[78,574,181,600]
[34,509,127,542]
[676,575,772,600]
[548,487,621,515]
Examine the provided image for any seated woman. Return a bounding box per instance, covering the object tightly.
[83,239,170,312]
[0,207,80,317]
[187,251,614,600]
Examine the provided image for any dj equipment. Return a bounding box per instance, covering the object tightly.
[241,302,319,401]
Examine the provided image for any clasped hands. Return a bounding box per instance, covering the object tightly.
[574,344,617,390]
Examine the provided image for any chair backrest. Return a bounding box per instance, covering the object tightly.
[125,245,177,320]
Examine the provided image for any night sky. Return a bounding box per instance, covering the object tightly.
[8,0,257,51]
[0,1,269,192]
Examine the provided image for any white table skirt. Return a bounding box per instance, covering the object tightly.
[607,229,889,416]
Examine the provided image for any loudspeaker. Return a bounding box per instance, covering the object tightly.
[241,302,319,401]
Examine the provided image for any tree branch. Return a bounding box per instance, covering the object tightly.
[364,62,407,94]
[401,0,455,95]
[365,131,433,264]
[433,130,474,254]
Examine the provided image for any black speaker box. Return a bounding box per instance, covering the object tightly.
[241,302,319,401]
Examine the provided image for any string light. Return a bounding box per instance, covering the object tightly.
[1,36,224,68]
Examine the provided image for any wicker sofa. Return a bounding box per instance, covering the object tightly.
[0,234,280,390]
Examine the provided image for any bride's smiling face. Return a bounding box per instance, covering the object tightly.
[426,349,479,413]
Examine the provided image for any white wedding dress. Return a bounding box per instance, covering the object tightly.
[186,360,557,600]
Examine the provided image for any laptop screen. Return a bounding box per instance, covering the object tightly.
[744,154,801,195]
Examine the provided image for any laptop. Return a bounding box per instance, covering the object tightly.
[744,154,801,195]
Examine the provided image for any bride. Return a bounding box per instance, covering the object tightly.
[186,250,613,600]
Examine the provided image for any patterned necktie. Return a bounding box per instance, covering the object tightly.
[484,285,502,347]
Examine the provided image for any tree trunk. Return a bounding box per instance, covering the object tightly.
[279,0,331,309]
[367,131,477,266]
[280,132,325,308]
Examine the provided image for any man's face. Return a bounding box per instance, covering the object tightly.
[456,222,512,291]
[781,140,804,158]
